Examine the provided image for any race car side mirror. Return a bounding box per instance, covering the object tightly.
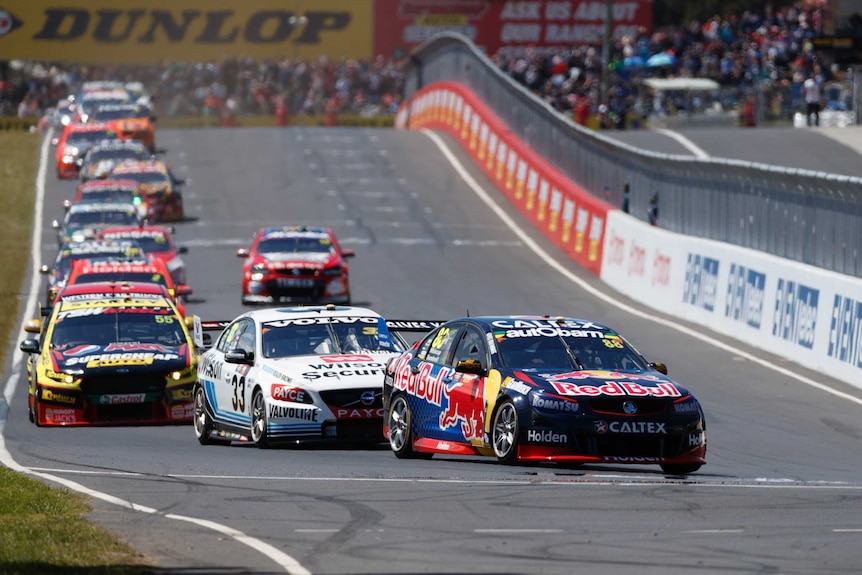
[20,339,40,353]
[39,264,51,274]
[50,137,59,146]
[650,362,668,375]
[237,248,250,258]
[225,349,254,365]
[342,249,356,259]
[62,199,72,210]
[24,320,42,334]
[177,285,193,297]
[177,245,188,254]
[456,358,486,376]
[52,220,60,229]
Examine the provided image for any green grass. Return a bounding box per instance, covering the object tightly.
[0,133,152,575]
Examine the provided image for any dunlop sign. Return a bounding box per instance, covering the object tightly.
[0,1,373,63]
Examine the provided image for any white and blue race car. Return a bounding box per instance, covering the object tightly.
[193,304,439,447]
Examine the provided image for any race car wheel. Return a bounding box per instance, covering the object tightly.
[388,394,432,459]
[492,400,519,465]
[194,386,229,446]
[250,389,270,448]
[660,463,702,475]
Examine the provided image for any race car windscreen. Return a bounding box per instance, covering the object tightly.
[66,131,116,149]
[66,210,138,229]
[50,308,186,348]
[92,108,149,121]
[497,333,647,372]
[260,319,405,358]
[114,172,170,186]
[74,272,169,288]
[258,237,334,255]
[79,190,138,205]
[102,233,171,255]
[87,148,148,163]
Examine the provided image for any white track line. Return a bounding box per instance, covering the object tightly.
[654,128,711,158]
[420,129,862,408]
[0,130,311,575]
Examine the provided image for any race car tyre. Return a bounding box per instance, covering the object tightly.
[660,463,702,475]
[388,394,432,459]
[492,400,519,465]
[193,386,229,446]
[31,381,41,427]
[250,389,270,448]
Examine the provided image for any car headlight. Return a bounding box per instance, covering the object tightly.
[61,155,75,164]
[251,263,269,274]
[46,369,83,384]
[322,266,342,277]
[65,146,79,157]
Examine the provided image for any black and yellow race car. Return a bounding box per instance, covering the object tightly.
[20,281,198,426]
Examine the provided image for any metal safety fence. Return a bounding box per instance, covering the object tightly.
[404,34,862,278]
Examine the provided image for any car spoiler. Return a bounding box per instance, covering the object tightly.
[384,320,445,332]
[192,317,231,350]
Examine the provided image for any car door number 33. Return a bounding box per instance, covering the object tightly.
[232,374,246,412]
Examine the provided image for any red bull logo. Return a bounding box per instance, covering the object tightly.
[550,379,682,398]
[438,375,484,442]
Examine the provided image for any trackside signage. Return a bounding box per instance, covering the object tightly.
[0,0,372,63]
[398,82,609,275]
[601,210,862,389]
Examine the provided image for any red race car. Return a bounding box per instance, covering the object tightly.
[97,225,189,290]
[237,226,354,305]
[109,160,185,222]
[54,122,118,179]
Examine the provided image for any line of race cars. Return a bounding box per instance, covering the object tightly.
[21,81,707,474]
[22,81,198,427]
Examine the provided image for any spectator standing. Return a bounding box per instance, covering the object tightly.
[648,192,659,226]
[622,182,631,213]
[802,76,821,127]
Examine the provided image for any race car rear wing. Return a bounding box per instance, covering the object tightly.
[192,317,231,350]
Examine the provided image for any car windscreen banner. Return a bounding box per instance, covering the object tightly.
[398,82,609,276]
[373,0,654,58]
[0,0,372,63]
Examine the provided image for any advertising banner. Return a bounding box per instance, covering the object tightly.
[398,81,609,275]
[0,0,373,63]
[373,0,653,58]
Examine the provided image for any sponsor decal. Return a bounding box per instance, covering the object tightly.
[537,179,549,220]
[573,206,589,253]
[6,1,370,63]
[99,394,147,404]
[260,363,290,383]
[602,455,665,462]
[105,343,175,352]
[526,429,568,444]
[502,378,532,395]
[65,352,179,367]
[651,251,671,287]
[335,407,384,419]
[319,354,373,363]
[269,404,319,421]
[491,318,602,330]
[622,400,637,414]
[45,407,78,423]
[530,395,578,413]
[594,420,667,434]
[561,197,575,243]
[607,231,625,267]
[688,431,705,446]
[683,254,719,312]
[549,370,664,382]
[627,242,645,277]
[171,404,186,419]
[587,214,603,262]
[42,388,76,404]
[551,380,682,398]
[724,264,765,329]
[828,295,862,368]
[505,149,517,190]
[392,354,449,406]
[498,326,604,339]
[171,388,192,400]
[200,354,224,382]
[63,344,101,357]
[525,168,538,209]
[271,384,308,403]
[439,375,484,441]
[302,360,385,380]
[265,316,378,327]
[548,187,562,231]
[673,400,700,414]
[772,279,818,349]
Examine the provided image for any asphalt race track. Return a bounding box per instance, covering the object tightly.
[3,126,862,575]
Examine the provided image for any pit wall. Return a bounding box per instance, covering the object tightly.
[399,82,862,390]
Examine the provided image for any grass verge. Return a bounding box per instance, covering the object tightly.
[0,132,153,575]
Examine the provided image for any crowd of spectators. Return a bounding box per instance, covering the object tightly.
[494,1,849,128]
[0,55,407,120]
[0,2,853,128]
